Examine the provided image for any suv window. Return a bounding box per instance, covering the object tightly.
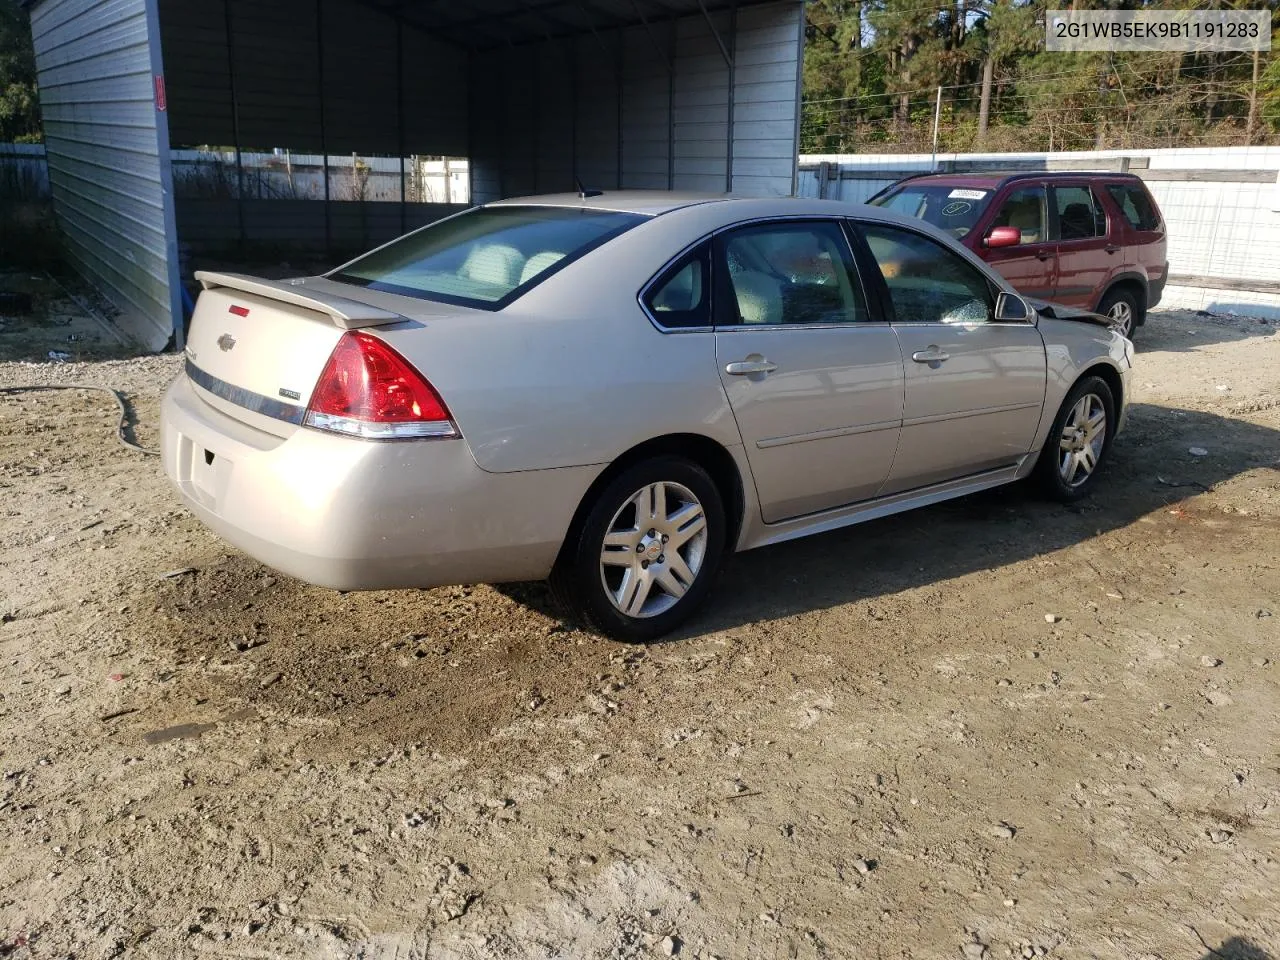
[869,183,992,239]
[859,222,994,324]
[1054,186,1107,241]
[1105,183,1160,231]
[644,243,710,328]
[991,186,1048,245]
[715,221,868,326]
[332,206,646,308]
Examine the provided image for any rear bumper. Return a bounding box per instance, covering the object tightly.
[160,375,599,590]
[1147,267,1168,311]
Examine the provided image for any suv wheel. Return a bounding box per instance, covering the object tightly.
[551,457,726,642]
[1097,287,1140,339]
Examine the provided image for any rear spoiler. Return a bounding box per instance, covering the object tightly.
[194,271,401,329]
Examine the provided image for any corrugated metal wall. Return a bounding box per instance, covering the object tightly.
[160,0,470,257]
[29,0,180,350]
[28,0,802,348]
[471,0,802,203]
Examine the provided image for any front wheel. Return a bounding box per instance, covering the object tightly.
[551,457,726,642]
[1033,376,1116,503]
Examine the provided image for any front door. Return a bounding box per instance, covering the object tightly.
[1051,183,1112,309]
[979,183,1058,301]
[854,220,1048,493]
[710,219,905,523]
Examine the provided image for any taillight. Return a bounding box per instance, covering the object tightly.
[303,331,457,440]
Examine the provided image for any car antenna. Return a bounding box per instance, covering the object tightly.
[575,175,603,200]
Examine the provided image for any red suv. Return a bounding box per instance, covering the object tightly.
[869,172,1168,338]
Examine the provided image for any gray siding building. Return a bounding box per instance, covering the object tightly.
[23,0,806,350]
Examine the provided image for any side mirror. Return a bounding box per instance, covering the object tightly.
[985,226,1022,249]
[994,291,1032,322]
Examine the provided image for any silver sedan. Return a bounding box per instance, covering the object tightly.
[161,193,1132,641]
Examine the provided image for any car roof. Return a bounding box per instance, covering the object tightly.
[487,190,736,216]
[485,191,984,240]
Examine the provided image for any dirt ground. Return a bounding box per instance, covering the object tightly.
[1,304,1278,960]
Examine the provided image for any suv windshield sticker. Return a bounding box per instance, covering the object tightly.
[942,200,974,216]
[948,188,988,200]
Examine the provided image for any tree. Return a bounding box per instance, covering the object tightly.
[0,0,40,142]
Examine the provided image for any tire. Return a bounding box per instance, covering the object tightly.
[1097,286,1141,339]
[550,456,726,643]
[1033,375,1116,503]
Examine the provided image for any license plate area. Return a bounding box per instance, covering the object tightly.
[176,434,229,512]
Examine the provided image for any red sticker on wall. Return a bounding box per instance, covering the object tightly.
[154,75,167,111]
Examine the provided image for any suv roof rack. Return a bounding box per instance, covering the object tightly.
[866,168,1144,203]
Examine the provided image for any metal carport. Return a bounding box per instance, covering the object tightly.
[25,0,805,351]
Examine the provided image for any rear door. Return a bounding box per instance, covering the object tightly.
[1051,183,1112,309]
[707,219,904,522]
[977,183,1059,301]
[853,220,1047,493]
[1103,179,1168,290]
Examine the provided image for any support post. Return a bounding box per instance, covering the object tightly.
[222,0,245,256]
[316,0,331,259]
[931,85,942,172]
[397,17,406,235]
[725,4,736,193]
[668,17,675,189]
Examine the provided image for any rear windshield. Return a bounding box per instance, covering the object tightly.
[331,206,647,309]
[869,184,994,239]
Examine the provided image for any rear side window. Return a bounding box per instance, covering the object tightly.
[1054,186,1107,241]
[644,243,711,328]
[716,220,868,326]
[331,206,646,309]
[1105,184,1161,231]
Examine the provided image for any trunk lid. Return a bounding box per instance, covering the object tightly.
[184,271,404,437]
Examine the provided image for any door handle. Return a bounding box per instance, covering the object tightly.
[725,358,778,376]
[1105,244,1120,254]
[1035,250,1052,261]
[911,347,950,364]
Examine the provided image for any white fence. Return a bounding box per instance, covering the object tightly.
[171,150,469,204]
[799,146,1280,320]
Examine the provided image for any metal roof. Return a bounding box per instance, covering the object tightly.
[351,0,778,50]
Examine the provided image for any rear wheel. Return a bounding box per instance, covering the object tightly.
[1097,286,1141,339]
[1034,375,1116,503]
[551,457,726,642]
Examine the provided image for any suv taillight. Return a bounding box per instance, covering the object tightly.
[304,331,457,440]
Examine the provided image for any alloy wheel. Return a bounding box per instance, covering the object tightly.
[1108,300,1134,337]
[1058,393,1108,487]
[598,481,708,619]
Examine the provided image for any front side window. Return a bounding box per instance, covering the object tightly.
[1054,185,1107,241]
[1105,184,1160,231]
[716,221,868,326]
[859,222,994,325]
[990,186,1048,245]
[869,184,993,239]
[331,206,646,308]
[644,243,710,328]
